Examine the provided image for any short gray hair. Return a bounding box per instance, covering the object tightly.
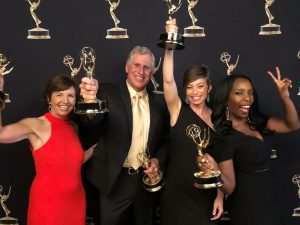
[126,46,155,69]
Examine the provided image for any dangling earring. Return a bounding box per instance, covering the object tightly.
[226,106,230,121]
[247,117,251,124]
[185,97,189,104]
[247,117,255,129]
[48,104,52,112]
[206,93,210,103]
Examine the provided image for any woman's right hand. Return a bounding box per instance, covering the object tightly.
[79,77,98,101]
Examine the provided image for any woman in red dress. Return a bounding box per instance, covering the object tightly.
[0,72,94,225]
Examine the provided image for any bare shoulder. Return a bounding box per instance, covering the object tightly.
[19,115,50,132]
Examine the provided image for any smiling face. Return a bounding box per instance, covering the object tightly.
[185,78,211,107]
[48,86,76,118]
[125,53,154,92]
[227,78,254,121]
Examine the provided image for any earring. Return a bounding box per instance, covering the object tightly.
[247,117,251,124]
[206,93,210,103]
[48,104,52,112]
[226,106,230,121]
[184,97,189,104]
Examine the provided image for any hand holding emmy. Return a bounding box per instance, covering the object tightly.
[157,0,184,50]
[186,124,223,189]
[0,54,14,110]
[63,47,108,114]
[137,152,164,192]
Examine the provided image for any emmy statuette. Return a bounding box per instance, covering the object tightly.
[292,174,300,217]
[186,124,223,189]
[0,54,14,110]
[26,0,50,39]
[0,186,19,225]
[137,152,164,192]
[63,47,108,114]
[105,0,129,39]
[220,52,239,76]
[157,0,184,50]
[184,0,205,37]
[259,0,281,35]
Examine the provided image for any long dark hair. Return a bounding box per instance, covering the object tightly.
[41,73,80,108]
[211,74,269,135]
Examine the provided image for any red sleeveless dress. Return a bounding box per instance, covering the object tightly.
[27,112,85,225]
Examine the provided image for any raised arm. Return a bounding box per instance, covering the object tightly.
[0,71,45,145]
[266,66,300,133]
[163,19,182,126]
[0,116,42,144]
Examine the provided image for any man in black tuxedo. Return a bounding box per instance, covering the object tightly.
[80,46,169,225]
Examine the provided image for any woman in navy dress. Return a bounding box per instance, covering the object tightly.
[210,68,300,225]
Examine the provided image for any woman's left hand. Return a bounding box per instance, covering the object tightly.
[211,191,224,220]
[267,66,292,98]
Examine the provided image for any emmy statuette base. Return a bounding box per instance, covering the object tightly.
[0,216,19,225]
[142,171,164,192]
[193,172,224,189]
[157,32,185,50]
[292,207,300,217]
[106,27,129,39]
[153,90,164,94]
[259,23,281,35]
[74,99,108,115]
[184,25,206,37]
[27,27,51,39]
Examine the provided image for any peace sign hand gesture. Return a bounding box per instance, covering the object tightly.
[267,66,292,99]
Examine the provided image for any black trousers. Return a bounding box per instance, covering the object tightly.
[100,168,158,225]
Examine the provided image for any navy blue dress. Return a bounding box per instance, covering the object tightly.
[213,129,280,225]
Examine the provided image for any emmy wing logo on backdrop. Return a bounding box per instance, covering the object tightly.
[26,0,50,39]
[0,54,14,110]
[157,0,184,50]
[292,174,300,217]
[259,0,281,35]
[0,186,19,225]
[105,0,129,39]
[183,0,205,37]
[63,47,108,114]
[186,124,224,189]
[151,57,164,94]
[220,52,239,76]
